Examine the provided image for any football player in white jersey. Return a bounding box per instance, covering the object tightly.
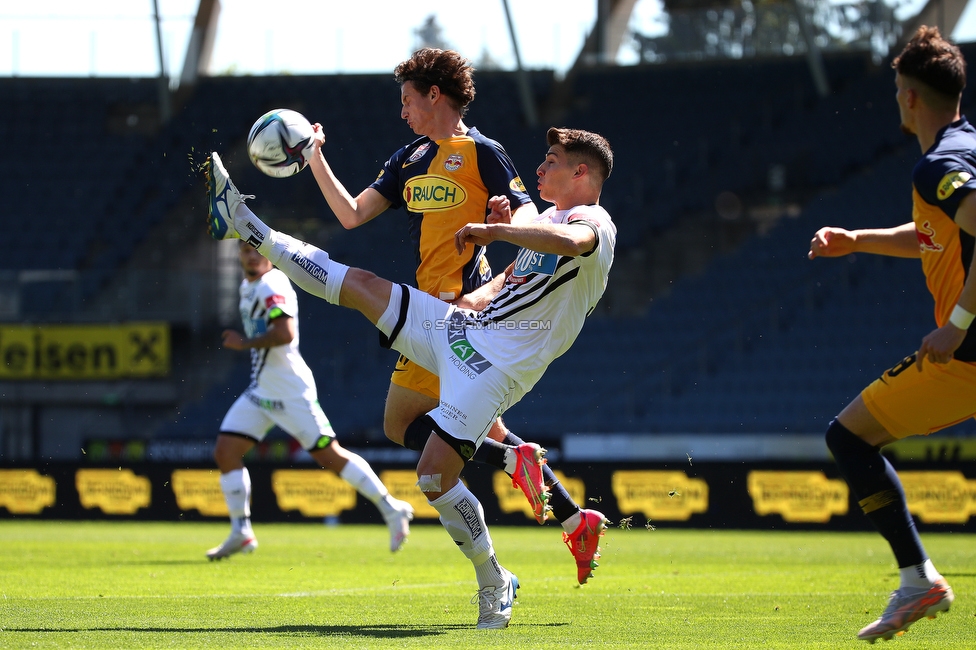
[204,127,615,629]
[206,241,414,560]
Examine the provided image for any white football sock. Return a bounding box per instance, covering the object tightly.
[220,468,251,533]
[339,453,395,516]
[428,481,502,587]
[900,558,941,589]
[234,203,271,246]
[562,510,582,534]
[234,203,348,304]
[262,231,347,305]
[502,447,518,475]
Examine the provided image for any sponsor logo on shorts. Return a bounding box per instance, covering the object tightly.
[245,391,284,411]
[454,497,484,540]
[444,312,491,378]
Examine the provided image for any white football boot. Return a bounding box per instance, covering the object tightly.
[206,530,258,561]
[474,570,519,629]
[383,497,414,552]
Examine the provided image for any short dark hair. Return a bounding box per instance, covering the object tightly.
[547,127,613,183]
[892,26,966,102]
[394,48,476,116]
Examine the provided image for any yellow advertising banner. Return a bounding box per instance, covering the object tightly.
[380,470,440,519]
[271,470,357,518]
[0,469,56,514]
[76,468,151,515]
[171,469,229,516]
[611,470,708,521]
[900,471,976,524]
[493,470,585,522]
[0,322,169,379]
[747,471,848,523]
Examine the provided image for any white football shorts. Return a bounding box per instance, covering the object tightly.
[387,285,525,447]
[219,389,335,450]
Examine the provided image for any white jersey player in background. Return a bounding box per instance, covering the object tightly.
[204,127,615,628]
[206,241,414,560]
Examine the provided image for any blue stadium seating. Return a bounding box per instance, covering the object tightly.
[8,42,976,442]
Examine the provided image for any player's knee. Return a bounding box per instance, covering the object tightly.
[416,473,442,493]
[213,444,240,472]
[402,415,436,451]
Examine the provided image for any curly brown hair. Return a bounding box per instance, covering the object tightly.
[892,26,966,103]
[547,127,614,183]
[394,48,476,116]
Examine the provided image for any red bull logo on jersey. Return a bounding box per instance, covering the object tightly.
[937,170,972,200]
[403,175,467,212]
[916,221,944,252]
[444,154,463,172]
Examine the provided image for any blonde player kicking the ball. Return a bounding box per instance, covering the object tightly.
[206,241,414,560]
[204,126,615,627]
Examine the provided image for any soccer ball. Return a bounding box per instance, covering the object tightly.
[246,108,314,178]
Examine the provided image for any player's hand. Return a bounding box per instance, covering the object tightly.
[455,223,493,254]
[486,195,512,224]
[311,123,326,149]
[916,323,966,371]
[221,329,246,350]
[808,227,856,259]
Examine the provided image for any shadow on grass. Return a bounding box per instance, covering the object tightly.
[4,623,568,638]
[114,559,214,567]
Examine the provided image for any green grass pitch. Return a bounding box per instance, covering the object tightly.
[0,520,973,649]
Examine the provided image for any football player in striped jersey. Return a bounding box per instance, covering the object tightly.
[205,126,615,627]
[206,242,413,560]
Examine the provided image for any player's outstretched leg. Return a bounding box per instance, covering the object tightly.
[562,509,607,585]
[510,442,551,524]
[857,579,954,643]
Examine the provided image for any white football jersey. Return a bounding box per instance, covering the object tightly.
[466,204,616,391]
[239,268,317,399]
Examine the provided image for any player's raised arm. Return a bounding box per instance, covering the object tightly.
[308,124,391,229]
[456,220,596,258]
[808,222,920,259]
